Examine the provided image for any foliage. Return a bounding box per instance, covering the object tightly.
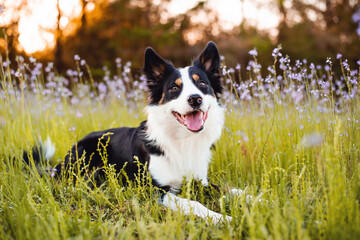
[1,0,359,76]
[1,46,360,239]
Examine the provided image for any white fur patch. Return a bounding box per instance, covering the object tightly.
[43,136,55,160]
[161,192,232,224]
[146,66,224,188]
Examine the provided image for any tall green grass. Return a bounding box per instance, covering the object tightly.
[0,51,360,239]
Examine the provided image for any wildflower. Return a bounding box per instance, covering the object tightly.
[71,97,79,105]
[3,61,9,67]
[300,133,324,147]
[50,168,57,178]
[236,131,249,142]
[80,59,86,66]
[74,55,80,61]
[343,59,350,71]
[352,7,360,35]
[267,66,275,74]
[357,60,360,65]
[272,46,282,58]
[124,66,131,73]
[220,55,225,61]
[336,53,342,59]
[324,65,330,71]
[235,64,241,70]
[29,56,36,63]
[98,82,107,93]
[353,8,360,22]
[326,57,332,65]
[76,111,83,118]
[248,49,258,56]
[115,58,121,64]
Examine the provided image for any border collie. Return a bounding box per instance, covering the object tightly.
[24,42,245,223]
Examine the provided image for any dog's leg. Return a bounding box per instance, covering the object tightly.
[160,192,232,224]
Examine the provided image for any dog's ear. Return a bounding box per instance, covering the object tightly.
[194,42,220,74]
[144,47,172,83]
[194,42,223,97]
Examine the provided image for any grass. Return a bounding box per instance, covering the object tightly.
[0,49,360,239]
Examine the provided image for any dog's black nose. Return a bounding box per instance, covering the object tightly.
[187,94,203,108]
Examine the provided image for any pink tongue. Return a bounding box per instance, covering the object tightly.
[185,111,203,131]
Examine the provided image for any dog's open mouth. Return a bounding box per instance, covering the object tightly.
[172,110,209,132]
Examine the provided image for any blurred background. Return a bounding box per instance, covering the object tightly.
[0,0,359,76]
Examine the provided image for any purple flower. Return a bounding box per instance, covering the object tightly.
[352,8,360,22]
[248,49,258,56]
[326,57,332,65]
[29,56,36,63]
[337,53,342,59]
[272,46,282,58]
[98,82,107,93]
[74,55,80,61]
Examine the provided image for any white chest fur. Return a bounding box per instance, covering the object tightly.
[148,138,212,189]
[145,102,224,189]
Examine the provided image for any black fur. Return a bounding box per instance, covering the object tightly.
[144,48,181,105]
[192,42,223,99]
[144,42,222,104]
[53,121,166,186]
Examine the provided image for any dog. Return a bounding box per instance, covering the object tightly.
[24,42,245,223]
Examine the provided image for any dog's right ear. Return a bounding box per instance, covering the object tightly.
[144,48,172,84]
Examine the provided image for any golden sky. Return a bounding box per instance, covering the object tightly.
[0,0,279,54]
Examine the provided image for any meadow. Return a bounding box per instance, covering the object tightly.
[1,47,360,239]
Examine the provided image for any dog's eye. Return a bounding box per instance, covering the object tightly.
[199,81,206,88]
[170,86,179,92]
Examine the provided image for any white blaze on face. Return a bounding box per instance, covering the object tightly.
[175,67,206,113]
[164,67,210,132]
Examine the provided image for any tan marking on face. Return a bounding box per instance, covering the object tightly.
[159,93,165,105]
[175,78,182,86]
[192,74,200,81]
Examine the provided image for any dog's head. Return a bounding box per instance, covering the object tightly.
[144,42,223,133]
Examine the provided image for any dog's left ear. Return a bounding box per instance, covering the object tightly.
[194,42,223,97]
[194,41,220,74]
